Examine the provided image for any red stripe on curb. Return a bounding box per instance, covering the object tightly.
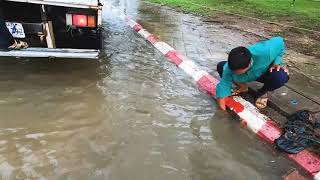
[196,75,217,97]
[147,35,158,44]
[256,120,281,144]
[225,97,245,113]
[164,51,184,66]
[289,150,320,177]
[133,24,143,32]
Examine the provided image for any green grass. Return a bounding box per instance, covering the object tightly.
[145,0,320,30]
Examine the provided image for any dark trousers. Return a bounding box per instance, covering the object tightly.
[0,0,15,48]
[217,61,289,97]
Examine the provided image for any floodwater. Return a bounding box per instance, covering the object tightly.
[0,0,297,179]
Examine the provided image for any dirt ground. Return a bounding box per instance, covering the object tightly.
[205,12,320,59]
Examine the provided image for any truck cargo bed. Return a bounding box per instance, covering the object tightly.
[5,0,102,9]
[0,48,99,59]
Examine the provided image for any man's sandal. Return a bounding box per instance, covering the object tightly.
[255,93,268,109]
[8,40,29,50]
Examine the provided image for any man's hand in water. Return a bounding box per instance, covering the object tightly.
[269,64,289,75]
[217,98,227,111]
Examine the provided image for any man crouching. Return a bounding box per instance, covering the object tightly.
[216,37,289,110]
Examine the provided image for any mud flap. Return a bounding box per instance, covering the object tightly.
[0,48,99,59]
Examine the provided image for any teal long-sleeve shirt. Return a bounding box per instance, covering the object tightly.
[216,37,286,98]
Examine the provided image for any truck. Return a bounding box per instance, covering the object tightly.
[0,0,103,59]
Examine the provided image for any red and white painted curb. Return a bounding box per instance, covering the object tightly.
[105,4,320,179]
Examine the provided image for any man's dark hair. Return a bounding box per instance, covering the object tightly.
[228,47,252,71]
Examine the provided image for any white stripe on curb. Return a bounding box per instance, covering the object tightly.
[154,42,175,55]
[127,19,138,28]
[138,29,152,39]
[178,61,208,81]
[234,96,272,133]
[193,70,209,82]
[315,172,320,180]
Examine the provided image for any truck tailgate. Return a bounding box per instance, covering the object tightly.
[5,0,101,9]
[0,48,99,59]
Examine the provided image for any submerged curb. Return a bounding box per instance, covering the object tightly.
[106,4,320,179]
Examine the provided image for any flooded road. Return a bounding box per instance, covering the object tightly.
[0,0,297,179]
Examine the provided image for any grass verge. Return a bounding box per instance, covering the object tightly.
[145,0,320,31]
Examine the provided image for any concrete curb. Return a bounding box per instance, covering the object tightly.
[105,4,320,179]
